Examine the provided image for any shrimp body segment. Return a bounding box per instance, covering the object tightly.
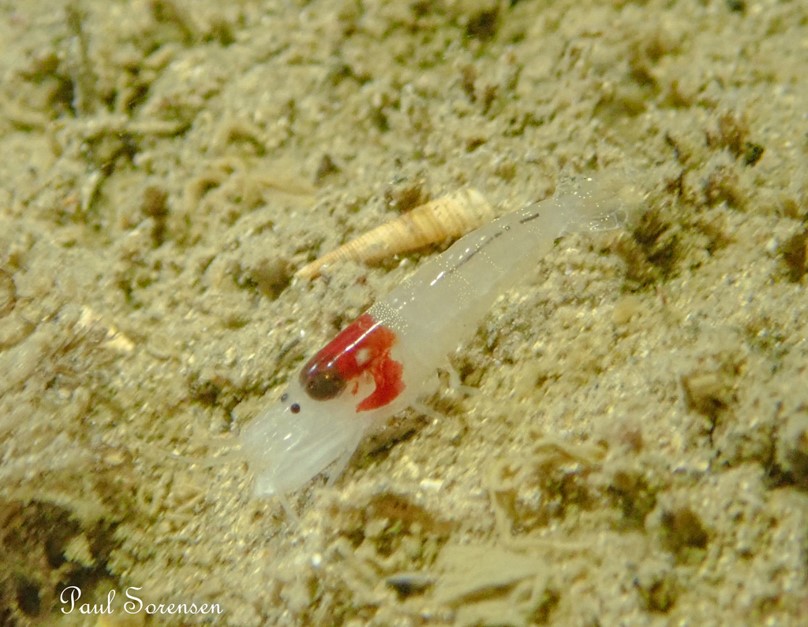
[241,172,639,497]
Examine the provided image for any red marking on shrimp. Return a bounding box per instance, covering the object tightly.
[299,313,405,411]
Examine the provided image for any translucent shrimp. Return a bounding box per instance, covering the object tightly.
[240,170,643,497]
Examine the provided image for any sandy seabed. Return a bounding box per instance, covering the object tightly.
[1,1,806,625]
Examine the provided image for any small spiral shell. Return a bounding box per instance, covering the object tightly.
[296,188,494,279]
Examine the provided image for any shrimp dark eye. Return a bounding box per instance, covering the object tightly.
[290,403,301,414]
[299,364,346,400]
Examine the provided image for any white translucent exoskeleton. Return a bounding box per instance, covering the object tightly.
[240,171,642,497]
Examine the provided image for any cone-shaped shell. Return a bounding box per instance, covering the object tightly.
[296,188,494,279]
